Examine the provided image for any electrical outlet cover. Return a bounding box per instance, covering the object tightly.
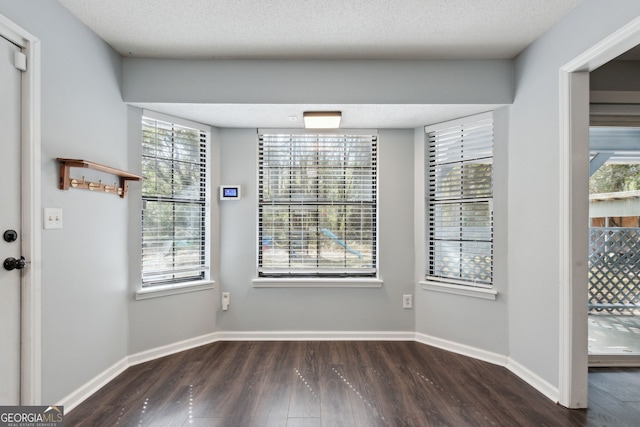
[403,294,412,309]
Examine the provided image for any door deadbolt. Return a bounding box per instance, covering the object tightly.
[3,256,26,271]
[3,230,18,242]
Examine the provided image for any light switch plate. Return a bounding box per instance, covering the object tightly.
[44,208,63,229]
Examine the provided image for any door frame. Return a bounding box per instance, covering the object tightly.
[559,16,640,409]
[0,13,41,405]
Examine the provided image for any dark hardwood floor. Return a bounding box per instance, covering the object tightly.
[64,341,640,426]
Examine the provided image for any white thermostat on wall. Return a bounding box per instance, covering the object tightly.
[219,185,241,200]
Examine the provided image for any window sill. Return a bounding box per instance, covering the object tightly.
[252,277,383,288]
[135,280,215,300]
[419,280,498,300]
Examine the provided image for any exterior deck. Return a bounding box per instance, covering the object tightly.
[588,313,640,355]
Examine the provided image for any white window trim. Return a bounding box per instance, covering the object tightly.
[139,109,212,290]
[420,280,497,300]
[135,280,215,300]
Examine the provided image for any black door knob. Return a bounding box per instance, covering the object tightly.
[3,256,26,271]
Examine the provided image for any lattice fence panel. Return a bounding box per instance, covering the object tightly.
[589,227,640,313]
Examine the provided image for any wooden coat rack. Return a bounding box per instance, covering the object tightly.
[57,158,143,199]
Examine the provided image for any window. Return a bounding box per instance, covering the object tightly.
[258,132,377,277]
[425,114,493,287]
[141,112,210,286]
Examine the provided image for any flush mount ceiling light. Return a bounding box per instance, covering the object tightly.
[303,111,342,129]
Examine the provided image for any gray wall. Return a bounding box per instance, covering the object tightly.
[0,0,130,403]
[508,0,640,387]
[217,128,415,332]
[123,59,513,105]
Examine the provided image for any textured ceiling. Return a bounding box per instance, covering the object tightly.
[58,0,583,60]
[57,0,584,127]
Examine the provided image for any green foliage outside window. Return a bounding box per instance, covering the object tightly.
[590,164,640,194]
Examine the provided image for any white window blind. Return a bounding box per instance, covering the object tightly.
[141,115,209,286]
[258,133,377,277]
[426,115,493,287]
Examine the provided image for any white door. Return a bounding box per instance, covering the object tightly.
[0,34,23,405]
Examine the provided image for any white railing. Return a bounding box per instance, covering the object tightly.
[589,227,640,312]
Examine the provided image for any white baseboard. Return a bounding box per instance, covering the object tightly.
[57,356,129,413]
[414,332,507,366]
[506,357,559,403]
[128,332,219,366]
[215,330,416,341]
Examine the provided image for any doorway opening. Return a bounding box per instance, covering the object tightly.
[588,61,640,363]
